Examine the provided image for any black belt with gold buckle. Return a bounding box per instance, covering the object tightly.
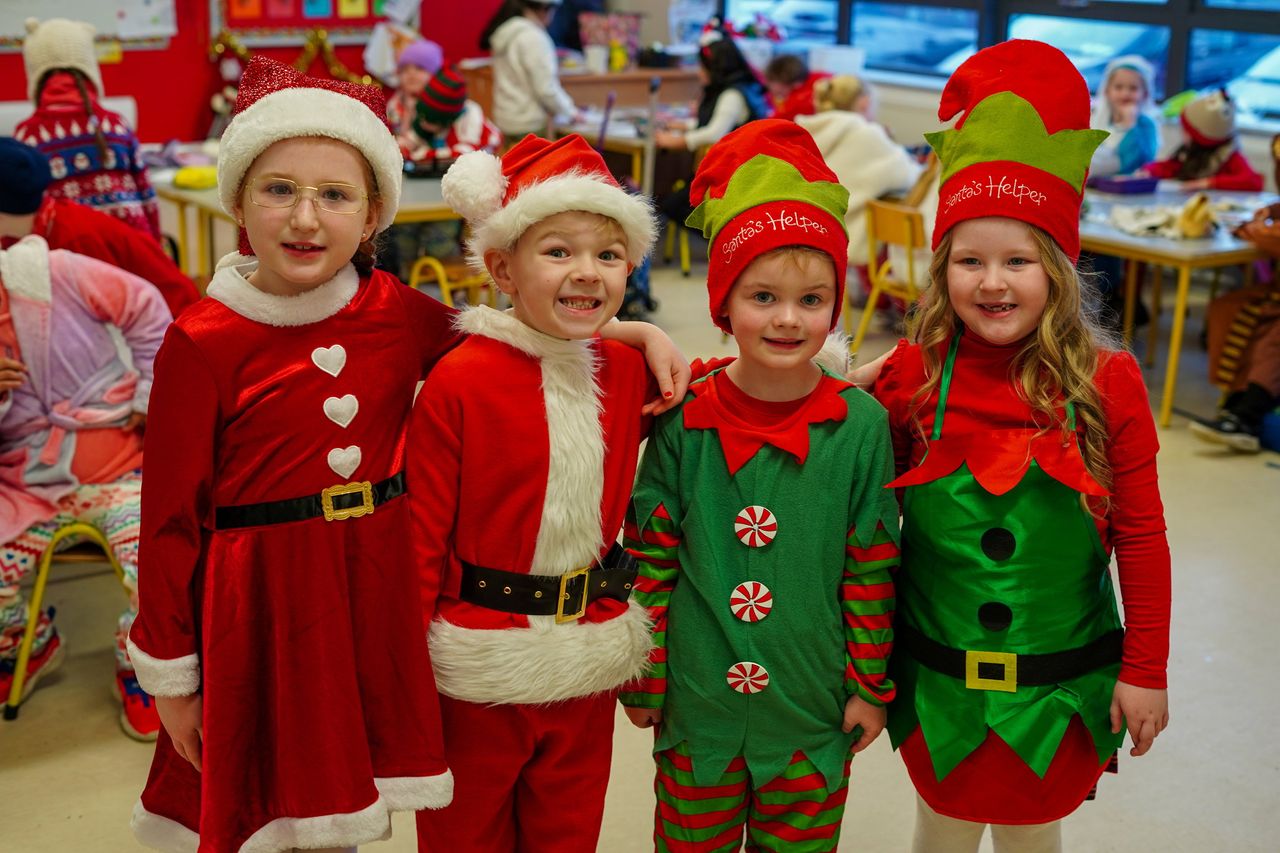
[459,542,638,623]
[897,622,1123,693]
[214,471,405,530]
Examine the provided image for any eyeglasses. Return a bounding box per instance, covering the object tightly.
[248,177,368,215]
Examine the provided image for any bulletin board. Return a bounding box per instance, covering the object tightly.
[0,0,177,47]
[215,0,390,46]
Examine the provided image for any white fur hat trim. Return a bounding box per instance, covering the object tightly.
[23,17,103,103]
[217,87,403,232]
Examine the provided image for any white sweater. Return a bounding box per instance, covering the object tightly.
[796,111,921,266]
[489,16,576,136]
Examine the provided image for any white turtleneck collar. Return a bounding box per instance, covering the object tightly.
[205,253,360,327]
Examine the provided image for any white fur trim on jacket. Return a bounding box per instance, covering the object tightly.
[816,331,851,376]
[456,171,656,270]
[375,771,454,811]
[216,87,403,232]
[0,235,51,303]
[431,599,654,704]
[126,638,200,698]
[206,255,359,327]
[132,796,399,853]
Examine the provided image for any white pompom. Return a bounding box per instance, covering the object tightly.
[442,151,507,224]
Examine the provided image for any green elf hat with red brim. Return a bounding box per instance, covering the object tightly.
[686,118,850,334]
[926,39,1109,263]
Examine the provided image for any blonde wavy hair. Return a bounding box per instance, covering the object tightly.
[907,224,1120,496]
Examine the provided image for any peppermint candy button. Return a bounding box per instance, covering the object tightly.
[734,505,777,548]
[726,661,770,694]
[729,581,773,622]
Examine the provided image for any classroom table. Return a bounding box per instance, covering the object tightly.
[155,177,458,278]
[1079,189,1275,427]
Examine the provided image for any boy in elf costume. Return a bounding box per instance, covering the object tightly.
[410,133,660,852]
[620,119,901,852]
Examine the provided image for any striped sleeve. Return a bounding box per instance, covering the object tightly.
[619,502,680,708]
[842,520,898,705]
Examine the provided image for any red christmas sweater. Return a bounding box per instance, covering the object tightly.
[874,334,1170,690]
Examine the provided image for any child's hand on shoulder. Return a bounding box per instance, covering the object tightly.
[605,320,692,415]
[846,349,892,390]
[156,693,204,771]
[842,695,886,753]
[624,706,663,729]
[1110,681,1169,757]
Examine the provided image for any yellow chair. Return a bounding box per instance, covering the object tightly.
[851,199,928,354]
[408,255,497,308]
[3,522,128,720]
[663,219,693,277]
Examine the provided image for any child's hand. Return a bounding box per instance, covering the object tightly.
[842,695,886,753]
[0,356,27,392]
[846,349,892,389]
[156,693,204,771]
[624,706,663,729]
[1109,681,1169,757]
[608,321,690,415]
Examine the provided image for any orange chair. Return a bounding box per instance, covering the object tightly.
[408,256,497,308]
[851,198,928,354]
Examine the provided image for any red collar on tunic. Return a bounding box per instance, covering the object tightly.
[682,370,850,475]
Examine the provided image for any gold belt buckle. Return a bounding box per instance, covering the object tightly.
[555,565,591,623]
[965,650,1018,693]
[320,481,375,522]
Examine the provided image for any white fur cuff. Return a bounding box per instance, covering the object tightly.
[376,771,454,811]
[126,638,200,697]
[131,801,198,853]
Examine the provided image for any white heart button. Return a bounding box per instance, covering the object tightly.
[323,395,359,428]
[327,446,361,479]
[311,345,347,378]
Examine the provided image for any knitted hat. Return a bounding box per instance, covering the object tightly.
[397,39,443,75]
[0,138,52,215]
[686,118,850,334]
[217,57,402,237]
[22,17,103,102]
[416,64,467,128]
[924,39,1108,263]
[441,133,656,269]
[1181,89,1237,147]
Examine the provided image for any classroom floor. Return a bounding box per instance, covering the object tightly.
[1,262,1277,852]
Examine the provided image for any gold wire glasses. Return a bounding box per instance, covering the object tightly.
[248,177,368,215]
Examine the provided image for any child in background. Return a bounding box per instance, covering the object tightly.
[16,18,162,242]
[621,119,900,853]
[480,0,581,138]
[812,73,875,121]
[1142,88,1263,191]
[407,65,503,168]
[127,57,459,853]
[1089,56,1160,178]
[386,38,444,156]
[854,41,1171,852]
[411,134,663,851]
[0,139,198,318]
[0,233,171,740]
[763,53,829,122]
[797,76,920,307]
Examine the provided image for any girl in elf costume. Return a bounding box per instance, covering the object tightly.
[854,40,1171,852]
[127,57,685,853]
[622,119,901,852]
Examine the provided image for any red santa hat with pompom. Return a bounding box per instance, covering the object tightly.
[442,133,656,269]
[217,56,403,245]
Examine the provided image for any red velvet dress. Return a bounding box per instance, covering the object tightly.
[874,332,1171,823]
[128,263,458,853]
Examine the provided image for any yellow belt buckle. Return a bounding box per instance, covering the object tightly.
[965,650,1018,693]
[320,481,374,522]
[555,565,591,623]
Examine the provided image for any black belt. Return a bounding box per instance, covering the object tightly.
[459,542,638,623]
[897,622,1123,692]
[214,472,405,530]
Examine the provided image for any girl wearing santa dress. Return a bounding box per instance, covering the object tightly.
[853,41,1171,852]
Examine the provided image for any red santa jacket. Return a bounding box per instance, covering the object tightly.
[408,306,655,705]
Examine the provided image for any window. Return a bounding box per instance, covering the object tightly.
[1007,14,1170,96]
[852,2,978,77]
[725,1,840,48]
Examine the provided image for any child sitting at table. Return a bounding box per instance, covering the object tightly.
[387,38,444,156]
[1090,56,1160,178]
[1142,89,1263,192]
[763,53,829,122]
[406,65,503,170]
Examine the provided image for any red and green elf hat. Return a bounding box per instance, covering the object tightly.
[686,118,850,334]
[926,39,1109,263]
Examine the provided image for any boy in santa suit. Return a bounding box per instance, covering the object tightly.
[410,133,660,851]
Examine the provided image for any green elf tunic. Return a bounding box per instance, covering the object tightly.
[620,368,901,792]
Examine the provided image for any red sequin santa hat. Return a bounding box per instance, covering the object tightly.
[441,133,655,269]
[217,57,403,238]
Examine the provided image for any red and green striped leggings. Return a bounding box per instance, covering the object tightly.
[653,743,852,852]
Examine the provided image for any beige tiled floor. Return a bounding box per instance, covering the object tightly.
[2,263,1278,851]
